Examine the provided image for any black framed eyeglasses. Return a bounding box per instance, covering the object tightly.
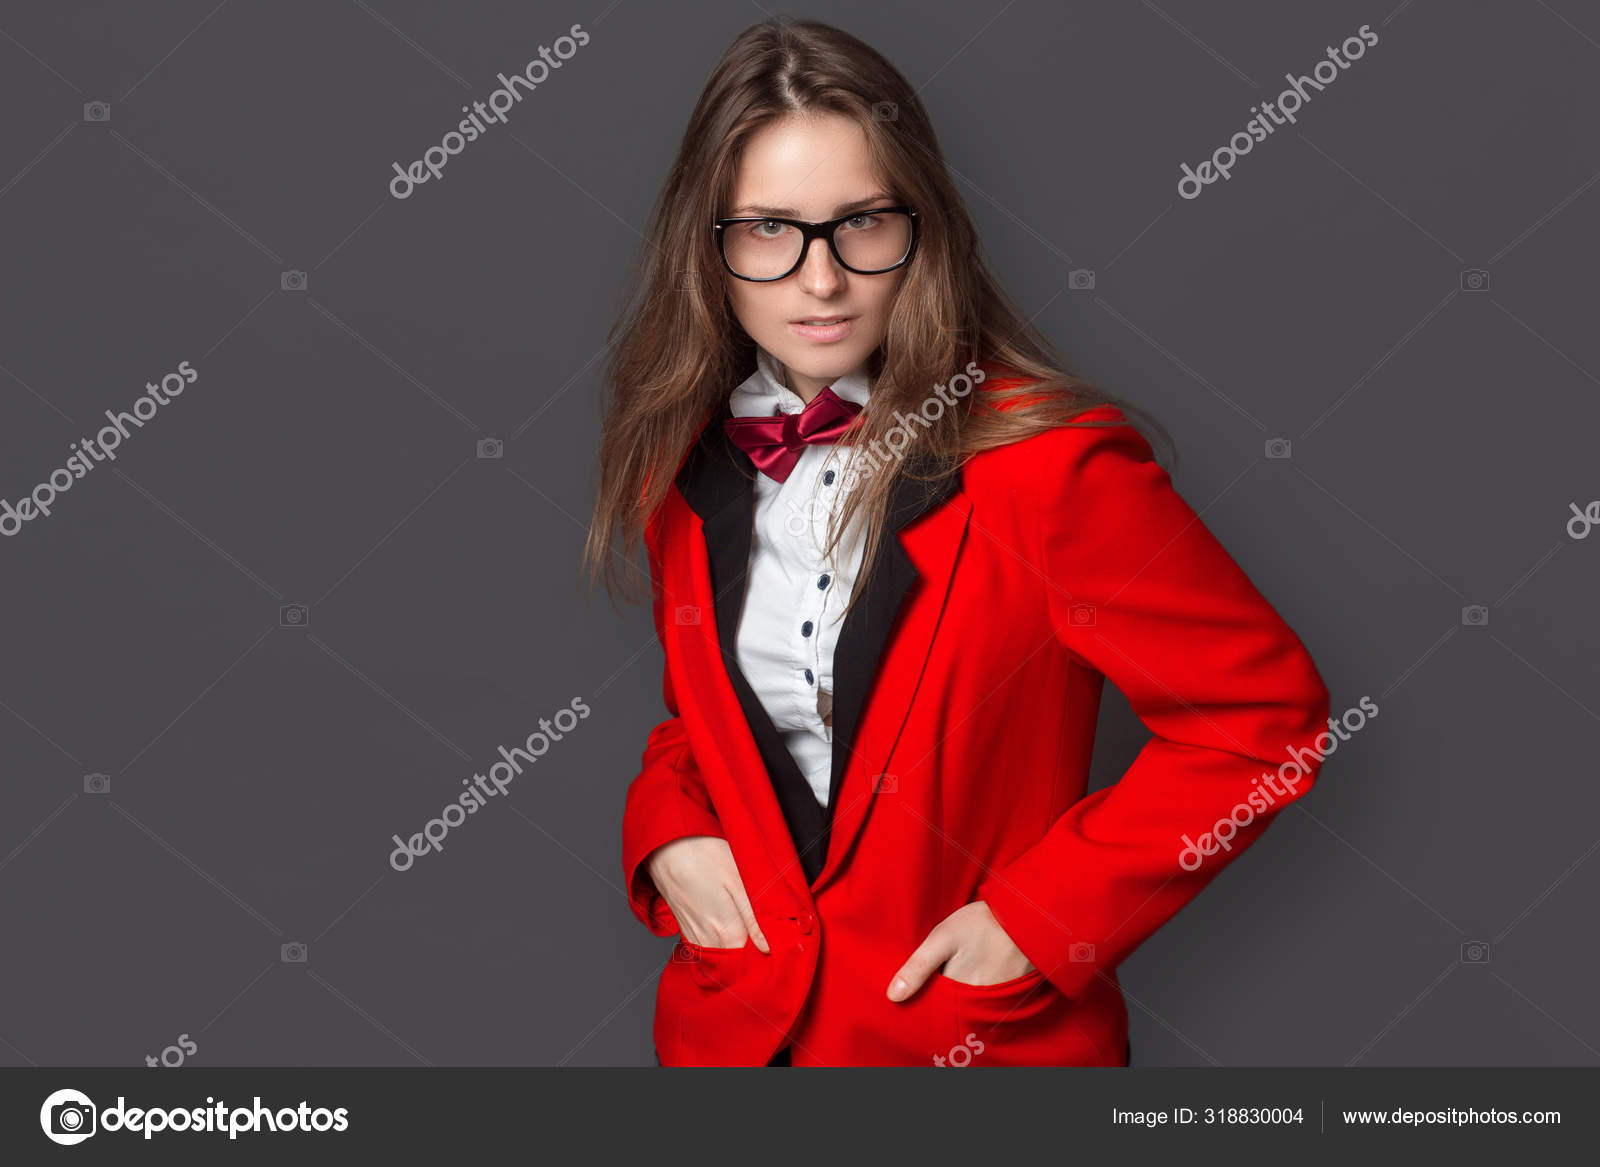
[713,205,919,282]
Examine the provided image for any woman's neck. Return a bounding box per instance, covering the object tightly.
[779,361,863,405]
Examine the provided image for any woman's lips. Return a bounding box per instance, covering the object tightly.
[788,316,856,343]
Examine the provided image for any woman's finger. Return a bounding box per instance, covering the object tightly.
[886,928,960,1002]
[724,875,770,954]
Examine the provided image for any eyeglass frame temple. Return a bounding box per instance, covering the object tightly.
[710,206,919,282]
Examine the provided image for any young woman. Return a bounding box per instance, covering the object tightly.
[585,20,1331,1067]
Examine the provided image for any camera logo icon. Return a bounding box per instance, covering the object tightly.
[281,942,307,963]
[872,773,898,794]
[40,1088,97,1145]
[1068,269,1095,291]
[1068,602,1096,627]
[476,438,504,460]
[1460,940,1490,964]
[84,772,111,794]
[83,102,111,122]
[279,603,309,628]
[1461,604,1489,627]
[1459,268,1490,292]
[280,270,308,292]
[871,101,897,122]
[1069,942,1096,962]
[674,605,701,626]
[1265,438,1292,460]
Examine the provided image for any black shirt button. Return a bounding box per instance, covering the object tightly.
[805,669,814,684]
[817,574,830,589]
[823,470,835,485]
[801,621,813,637]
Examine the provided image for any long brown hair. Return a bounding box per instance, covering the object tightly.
[583,18,1171,616]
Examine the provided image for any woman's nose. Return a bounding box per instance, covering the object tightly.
[796,236,844,296]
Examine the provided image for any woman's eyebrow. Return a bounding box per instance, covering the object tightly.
[729,193,896,217]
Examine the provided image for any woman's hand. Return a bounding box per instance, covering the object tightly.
[886,900,1034,1001]
[645,835,770,953]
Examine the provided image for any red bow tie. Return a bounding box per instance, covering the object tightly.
[722,386,863,484]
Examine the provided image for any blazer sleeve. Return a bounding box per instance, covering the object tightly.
[975,407,1332,1002]
[620,505,727,936]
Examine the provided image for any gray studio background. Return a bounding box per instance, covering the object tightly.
[2,0,1597,1068]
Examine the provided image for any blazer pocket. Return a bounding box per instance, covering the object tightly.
[936,966,1048,994]
[676,938,756,991]
[942,966,1070,1034]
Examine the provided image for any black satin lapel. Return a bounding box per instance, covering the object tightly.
[822,463,963,826]
[677,421,829,882]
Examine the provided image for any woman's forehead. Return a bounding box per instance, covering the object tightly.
[727,113,886,216]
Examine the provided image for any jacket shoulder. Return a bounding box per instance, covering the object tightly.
[963,402,1156,500]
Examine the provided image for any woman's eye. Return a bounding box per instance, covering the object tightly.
[751,220,788,238]
[842,214,878,230]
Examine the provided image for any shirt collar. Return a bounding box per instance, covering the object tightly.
[728,345,872,418]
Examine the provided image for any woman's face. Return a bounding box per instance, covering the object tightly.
[720,111,907,402]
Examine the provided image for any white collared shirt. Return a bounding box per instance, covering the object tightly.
[728,345,872,807]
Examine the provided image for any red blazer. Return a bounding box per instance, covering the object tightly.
[621,392,1331,1067]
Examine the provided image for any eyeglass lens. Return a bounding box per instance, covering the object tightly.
[723,211,912,279]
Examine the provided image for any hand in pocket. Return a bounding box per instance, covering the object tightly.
[886,900,1034,999]
[645,835,771,952]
